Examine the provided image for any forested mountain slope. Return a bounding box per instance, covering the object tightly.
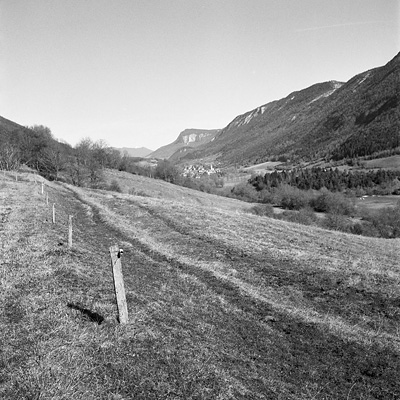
[180,52,400,166]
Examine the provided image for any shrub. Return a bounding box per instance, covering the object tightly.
[350,223,364,235]
[323,213,351,232]
[278,207,318,226]
[129,187,149,197]
[249,204,275,217]
[274,185,312,210]
[259,188,275,204]
[367,201,400,238]
[230,182,259,202]
[355,221,380,237]
[311,189,355,216]
[296,207,319,225]
[154,160,180,184]
[108,180,122,193]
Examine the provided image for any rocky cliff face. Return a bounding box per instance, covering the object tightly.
[148,129,220,160]
[174,129,220,145]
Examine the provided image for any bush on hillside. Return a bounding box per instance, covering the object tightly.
[294,206,319,225]
[259,188,275,204]
[273,184,312,210]
[154,160,181,184]
[349,222,364,236]
[323,213,351,232]
[128,187,149,197]
[365,201,400,238]
[230,182,259,202]
[249,204,275,217]
[276,207,318,226]
[107,180,122,193]
[311,189,355,216]
[181,176,222,194]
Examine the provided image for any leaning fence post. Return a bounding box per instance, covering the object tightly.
[109,245,129,324]
[68,215,73,248]
[52,203,56,224]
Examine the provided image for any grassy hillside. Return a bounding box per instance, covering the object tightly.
[1,170,399,399]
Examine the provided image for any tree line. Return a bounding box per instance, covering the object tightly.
[249,167,400,194]
[0,124,152,186]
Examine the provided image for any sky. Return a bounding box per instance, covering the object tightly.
[1,0,399,151]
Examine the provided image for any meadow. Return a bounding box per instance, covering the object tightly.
[1,169,399,399]
[355,195,400,212]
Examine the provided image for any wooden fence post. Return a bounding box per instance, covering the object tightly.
[109,245,129,324]
[46,192,49,205]
[68,216,73,248]
[41,182,44,194]
[52,203,55,224]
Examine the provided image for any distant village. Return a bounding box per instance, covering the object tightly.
[182,164,222,178]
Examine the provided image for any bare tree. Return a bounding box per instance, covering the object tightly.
[0,143,20,170]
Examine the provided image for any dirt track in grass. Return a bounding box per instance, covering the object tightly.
[1,171,400,399]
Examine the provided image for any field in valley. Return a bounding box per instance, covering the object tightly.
[363,156,400,171]
[355,195,400,212]
[1,169,400,399]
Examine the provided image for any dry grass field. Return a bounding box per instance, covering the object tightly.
[1,169,399,399]
[355,195,400,212]
[363,156,400,171]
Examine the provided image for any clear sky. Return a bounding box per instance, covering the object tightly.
[1,0,399,150]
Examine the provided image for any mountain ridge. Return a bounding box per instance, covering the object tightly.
[148,128,220,160]
[117,147,153,158]
[177,52,399,166]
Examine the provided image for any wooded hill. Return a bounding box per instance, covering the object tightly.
[175,52,400,166]
[0,116,149,184]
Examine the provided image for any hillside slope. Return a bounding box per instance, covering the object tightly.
[1,170,399,399]
[181,52,400,165]
[117,147,153,157]
[0,115,34,138]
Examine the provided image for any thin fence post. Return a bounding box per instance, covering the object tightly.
[46,192,49,205]
[68,216,73,248]
[41,182,44,194]
[109,245,129,324]
[15,173,17,182]
[52,203,55,224]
